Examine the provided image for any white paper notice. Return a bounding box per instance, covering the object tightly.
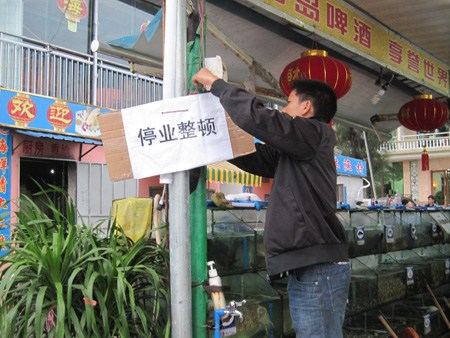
[121,93,233,179]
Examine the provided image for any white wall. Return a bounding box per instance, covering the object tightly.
[337,176,366,205]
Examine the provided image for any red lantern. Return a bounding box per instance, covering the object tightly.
[47,100,73,132]
[56,0,88,32]
[421,147,429,171]
[398,94,449,132]
[279,50,352,99]
[7,93,37,127]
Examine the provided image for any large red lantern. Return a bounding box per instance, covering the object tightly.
[279,50,352,99]
[397,94,449,132]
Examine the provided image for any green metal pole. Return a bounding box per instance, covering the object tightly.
[190,167,208,338]
[187,3,207,336]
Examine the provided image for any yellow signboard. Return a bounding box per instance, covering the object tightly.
[261,0,449,95]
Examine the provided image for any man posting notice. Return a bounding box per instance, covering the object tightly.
[193,68,350,337]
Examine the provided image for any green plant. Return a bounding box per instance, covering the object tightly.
[435,190,444,205]
[0,186,170,337]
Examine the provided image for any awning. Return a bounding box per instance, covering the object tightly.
[207,161,262,187]
[14,129,102,145]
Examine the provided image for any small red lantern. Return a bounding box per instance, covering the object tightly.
[398,94,449,132]
[279,50,352,99]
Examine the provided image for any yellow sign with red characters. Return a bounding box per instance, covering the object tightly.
[260,0,449,96]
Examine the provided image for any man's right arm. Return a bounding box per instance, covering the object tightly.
[229,143,279,178]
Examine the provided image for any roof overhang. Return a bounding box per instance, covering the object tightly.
[13,129,102,161]
[111,0,449,135]
[14,129,102,145]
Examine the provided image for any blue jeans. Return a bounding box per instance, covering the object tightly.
[287,262,351,338]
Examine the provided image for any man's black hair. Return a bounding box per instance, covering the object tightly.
[290,79,337,123]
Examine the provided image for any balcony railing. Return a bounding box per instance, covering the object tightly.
[379,131,450,153]
[0,32,163,110]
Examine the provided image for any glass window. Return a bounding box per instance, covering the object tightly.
[20,0,159,55]
[98,0,158,43]
[23,0,90,53]
[431,170,449,206]
[97,0,159,62]
[336,184,344,203]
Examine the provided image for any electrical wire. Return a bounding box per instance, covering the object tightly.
[48,0,75,45]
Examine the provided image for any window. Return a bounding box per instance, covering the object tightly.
[23,0,90,53]
[336,184,344,203]
[96,0,159,62]
[20,0,158,55]
[431,170,450,205]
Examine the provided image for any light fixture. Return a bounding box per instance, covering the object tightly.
[370,86,387,105]
[371,72,395,105]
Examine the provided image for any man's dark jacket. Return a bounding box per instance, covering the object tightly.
[211,79,348,277]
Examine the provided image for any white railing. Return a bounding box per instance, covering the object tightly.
[0,32,163,110]
[379,131,450,152]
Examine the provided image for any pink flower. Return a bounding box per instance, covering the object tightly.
[46,307,56,333]
[83,297,97,306]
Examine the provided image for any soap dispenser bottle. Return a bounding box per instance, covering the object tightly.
[207,261,226,310]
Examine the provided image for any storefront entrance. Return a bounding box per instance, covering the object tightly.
[19,158,70,216]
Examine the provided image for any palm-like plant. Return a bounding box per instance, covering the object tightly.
[0,186,169,337]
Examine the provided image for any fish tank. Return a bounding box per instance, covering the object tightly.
[373,298,442,338]
[423,211,450,244]
[336,209,351,228]
[343,209,385,258]
[264,273,294,337]
[402,213,434,249]
[382,209,403,227]
[349,209,380,228]
[400,208,422,226]
[207,208,258,276]
[343,311,390,338]
[346,225,384,258]
[413,246,450,287]
[375,261,408,306]
[254,230,265,271]
[207,272,283,338]
[347,254,409,314]
[383,221,413,252]
[383,251,430,296]
[347,256,379,315]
